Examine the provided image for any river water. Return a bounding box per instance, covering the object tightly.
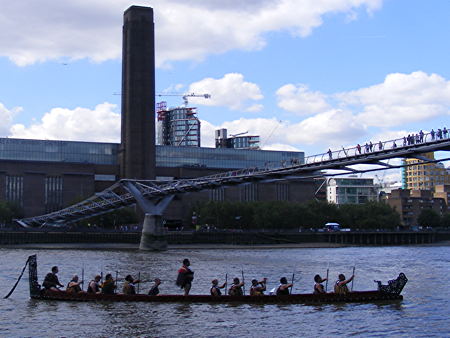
[0,246,449,337]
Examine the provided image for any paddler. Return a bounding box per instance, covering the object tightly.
[210,279,226,296]
[228,277,244,296]
[313,274,327,294]
[43,266,64,291]
[334,273,354,294]
[276,277,293,296]
[250,278,267,296]
[122,274,141,295]
[66,275,83,293]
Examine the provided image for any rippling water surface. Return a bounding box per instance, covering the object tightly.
[1,246,449,337]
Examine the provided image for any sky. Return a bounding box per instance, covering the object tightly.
[0,0,449,182]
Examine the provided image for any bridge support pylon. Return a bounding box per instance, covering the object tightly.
[123,181,174,251]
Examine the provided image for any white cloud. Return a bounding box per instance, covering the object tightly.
[10,103,120,142]
[0,0,383,66]
[338,71,450,127]
[276,83,331,115]
[0,103,21,136]
[188,73,263,111]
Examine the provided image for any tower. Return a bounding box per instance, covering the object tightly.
[120,6,156,179]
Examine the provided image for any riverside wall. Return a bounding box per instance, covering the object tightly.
[0,230,448,246]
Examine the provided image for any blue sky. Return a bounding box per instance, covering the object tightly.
[0,0,449,176]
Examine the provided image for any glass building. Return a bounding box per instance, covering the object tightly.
[0,138,304,170]
[327,177,377,204]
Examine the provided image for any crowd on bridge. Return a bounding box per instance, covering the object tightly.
[326,126,448,161]
[41,258,357,297]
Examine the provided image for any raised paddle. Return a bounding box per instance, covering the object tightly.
[137,272,141,294]
[81,265,85,291]
[225,273,228,294]
[115,271,119,294]
[351,266,356,291]
[325,268,329,292]
[241,270,245,295]
[290,273,295,294]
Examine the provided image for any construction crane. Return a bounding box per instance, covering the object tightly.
[156,92,211,107]
[230,131,248,137]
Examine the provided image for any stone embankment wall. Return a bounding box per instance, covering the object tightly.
[0,230,448,246]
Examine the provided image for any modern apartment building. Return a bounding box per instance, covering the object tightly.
[402,152,450,190]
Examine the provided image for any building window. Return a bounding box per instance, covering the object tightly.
[45,176,63,212]
[240,183,258,202]
[209,187,225,201]
[6,175,23,207]
[276,183,289,201]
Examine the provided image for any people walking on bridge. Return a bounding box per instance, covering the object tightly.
[419,130,424,143]
[443,127,448,138]
[176,258,194,296]
[364,143,370,153]
[403,136,407,146]
[437,128,443,139]
[356,144,361,154]
[378,141,383,151]
[328,149,332,160]
[415,133,420,144]
[431,129,435,140]
[369,141,373,152]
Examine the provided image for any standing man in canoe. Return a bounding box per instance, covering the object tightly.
[334,274,354,294]
[176,258,194,296]
[43,266,64,291]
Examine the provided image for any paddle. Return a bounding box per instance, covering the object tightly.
[241,270,245,295]
[137,272,141,294]
[115,271,118,294]
[290,273,295,294]
[325,268,329,292]
[4,256,30,299]
[81,265,85,291]
[225,273,228,293]
[351,266,355,291]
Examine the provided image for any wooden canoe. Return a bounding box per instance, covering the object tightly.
[26,255,407,304]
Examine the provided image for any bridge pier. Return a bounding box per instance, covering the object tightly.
[140,213,167,251]
[122,181,174,251]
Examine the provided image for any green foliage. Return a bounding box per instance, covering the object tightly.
[76,207,138,228]
[0,201,23,225]
[191,200,401,230]
[441,213,450,228]
[417,208,441,228]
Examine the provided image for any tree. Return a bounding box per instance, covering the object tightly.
[417,208,441,228]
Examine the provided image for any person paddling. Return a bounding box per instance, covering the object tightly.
[66,275,83,293]
[176,259,194,296]
[334,274,354,294]
[43,266,64,291]
[228,277,244,296]
[122,275,141,295]
[210,279,226,296]
[250,278,267,296]
[148,278,161,296]
[313,274,327,294]
[276,277,293,296]
[87,275,101,294]
[101,274,116,295]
